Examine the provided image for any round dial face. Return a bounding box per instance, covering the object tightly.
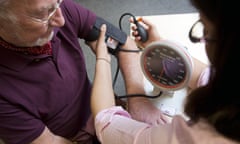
[141,41,192,91]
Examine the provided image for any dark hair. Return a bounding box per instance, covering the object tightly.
[185,0,240,141]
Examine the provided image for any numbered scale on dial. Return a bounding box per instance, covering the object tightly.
[141,40,193,91]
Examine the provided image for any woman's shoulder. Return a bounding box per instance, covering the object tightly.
[169,117,238,144]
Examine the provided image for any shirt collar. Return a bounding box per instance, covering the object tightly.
[0,43,52,72]
[0,37,52,56]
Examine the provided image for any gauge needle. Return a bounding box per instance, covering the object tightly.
[160,63,165,77]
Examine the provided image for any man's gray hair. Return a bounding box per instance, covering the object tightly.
[0,0,17,23]
[0,0,10,18]
[0,0,9,9]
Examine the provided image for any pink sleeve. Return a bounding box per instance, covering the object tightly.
[197,66,210,87]
[95,107,216,144]
[95,106,151,143]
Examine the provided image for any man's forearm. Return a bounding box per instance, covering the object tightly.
[119,37,169,125]
[118,37,145,94]
[118,36,150,109]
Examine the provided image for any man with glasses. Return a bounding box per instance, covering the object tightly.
[0,0,166,143]
[0,0,99,143]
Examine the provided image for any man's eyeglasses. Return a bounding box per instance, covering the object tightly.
[30,0,63,24]
[189,19,216,43]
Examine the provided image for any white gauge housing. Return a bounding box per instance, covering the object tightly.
[140,40,193,91]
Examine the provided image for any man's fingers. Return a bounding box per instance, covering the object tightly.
[140,18,152,26]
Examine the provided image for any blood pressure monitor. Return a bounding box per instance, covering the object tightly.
[141,40,193,92]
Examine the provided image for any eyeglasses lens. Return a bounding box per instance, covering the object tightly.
[189,20,204,43]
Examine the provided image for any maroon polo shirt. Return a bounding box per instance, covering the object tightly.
[0,0,96,143]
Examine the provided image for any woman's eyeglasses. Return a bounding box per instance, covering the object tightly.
[189,19,216,43]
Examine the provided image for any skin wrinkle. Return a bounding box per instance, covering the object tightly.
[13,0,49,46]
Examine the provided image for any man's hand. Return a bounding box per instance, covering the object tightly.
[131,17,162,48]
[128,97,170,125]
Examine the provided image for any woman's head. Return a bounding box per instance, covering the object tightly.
[190,0,239,69]
[185,0,240,141]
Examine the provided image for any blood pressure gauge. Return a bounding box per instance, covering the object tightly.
[141,40,193,92]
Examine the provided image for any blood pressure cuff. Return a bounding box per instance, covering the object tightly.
[85,16,127,45]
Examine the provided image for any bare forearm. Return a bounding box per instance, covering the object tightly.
[118,37,149,107]
[118,37,145,94]
[118,37,168,125]
[91,59,115,117]
[188,57,208,89]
